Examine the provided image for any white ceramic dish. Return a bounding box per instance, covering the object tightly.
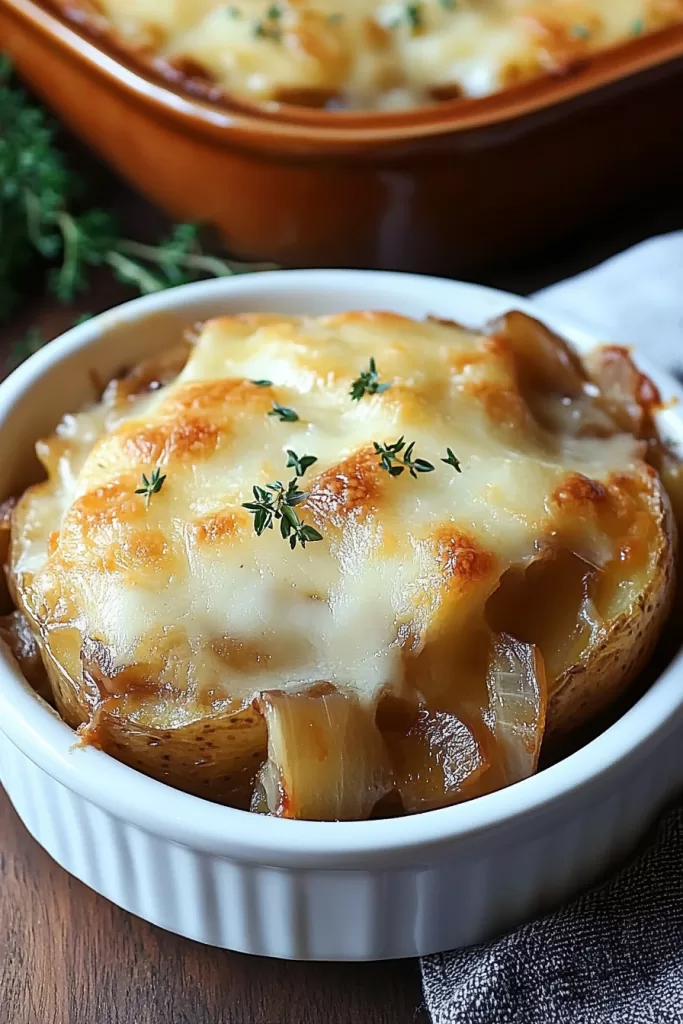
[1,270,682,962]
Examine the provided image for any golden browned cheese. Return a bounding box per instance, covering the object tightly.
[53,0,683,108]
[8,311,675,815]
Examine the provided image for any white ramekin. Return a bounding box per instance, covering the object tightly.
[1,271,682,961]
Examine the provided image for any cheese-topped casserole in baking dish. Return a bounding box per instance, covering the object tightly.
[1,310,678,820]
[47,0,683,108]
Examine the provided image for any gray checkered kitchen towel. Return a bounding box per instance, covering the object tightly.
[421,232,683,1024]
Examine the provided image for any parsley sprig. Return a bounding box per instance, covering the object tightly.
[242,480,322,549]
[373,437,435,478]
[135,466,167,508]
[350,357,392,401]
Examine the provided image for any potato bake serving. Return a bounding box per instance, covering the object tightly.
[0,310,678,820]
[47,0,683,109]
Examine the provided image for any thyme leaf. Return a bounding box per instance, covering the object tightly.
[135,466,167,508]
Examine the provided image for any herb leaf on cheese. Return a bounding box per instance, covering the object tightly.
[242,479,322,549]
[374,436,435,478]
[350,357,392,401]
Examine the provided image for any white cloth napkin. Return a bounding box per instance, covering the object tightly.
[531,231,683,371]
[421,231,683,1024]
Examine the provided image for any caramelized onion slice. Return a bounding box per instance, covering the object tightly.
[0,497,15,611]
[495,310,588,398]
[586,346,683,523]
[382,705,492,814]
[0,610,51,700]
[493,311,623,436]
[584,345,660,439]
[486,632,547,784]
[101,342,192,405]
[257,689,393,821]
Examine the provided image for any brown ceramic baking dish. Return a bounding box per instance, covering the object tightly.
[2,0,683,274]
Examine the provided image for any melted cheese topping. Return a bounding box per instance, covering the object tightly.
[14,311,656,717]
[61,0,683,108]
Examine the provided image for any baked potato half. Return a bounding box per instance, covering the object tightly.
[1,310,677,818]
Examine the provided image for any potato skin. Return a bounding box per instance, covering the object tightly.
[38,631,267,806]
[8,554,268,807]
[85,700,268,808]
[545,485,676,737]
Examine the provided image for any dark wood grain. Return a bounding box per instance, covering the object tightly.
[0,793,428,1024]
[1,166,681,1024]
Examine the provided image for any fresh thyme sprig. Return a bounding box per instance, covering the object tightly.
[373,437,435,479]
[268,402,300,422]
[242,479,322,549]
[0,57,273,323]
[286,450,318,477]
[350,357,392,401]
[135,467,167,508]
[441,448,462,472]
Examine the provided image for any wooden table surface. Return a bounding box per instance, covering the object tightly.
[2,172,682,1024]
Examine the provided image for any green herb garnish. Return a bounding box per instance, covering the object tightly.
[250,379,272,387]
[405,3,424,31]
[328,12,344,23]
[391,2,424,32]
[135,467,167,508]
[268,403,300,422]
[570,24,590,38]
[0,56,271,326]
[438,0,456,9]
[373,437,435,479]
[631,17,644,34]
[253,5,283,41]
[350,357,391,401]
[242,480,323,549]
[441,448,462,472]
[286,450,318,477]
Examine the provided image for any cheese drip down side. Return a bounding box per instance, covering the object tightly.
[56,0,683,109]
[12,309,662,735]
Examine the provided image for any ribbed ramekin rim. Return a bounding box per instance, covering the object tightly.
[1,269,682,867]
